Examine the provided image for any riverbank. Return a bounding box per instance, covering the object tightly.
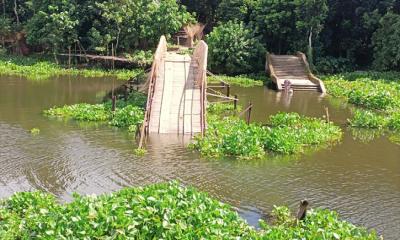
[0,55,143,81]
[0,181,377,239]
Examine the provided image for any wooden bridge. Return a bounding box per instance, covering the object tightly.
[139,36,207,146]
[266,52,326,93]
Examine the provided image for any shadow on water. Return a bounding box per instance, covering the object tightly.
[0,76,399,238]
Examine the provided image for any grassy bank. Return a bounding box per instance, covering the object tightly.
[208,74,266,87]
[44,92,146,133]
[323,72,400,142]
[190,104,342,159]
[0,55,143,81]
[0,181,377,239]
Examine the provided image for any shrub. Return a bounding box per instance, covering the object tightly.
[207,21,265,75]
[316,56,354,74]
[109,105,144,132]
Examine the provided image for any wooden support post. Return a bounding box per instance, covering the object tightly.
[226,84,230,97]
[112,95,116,112]
[234,95,238,110]
[296,200,309,220]
[325,107,330,123]
[246,101,252,125]
[124,85,128,102]
[111,43,115,70]
[68,46,71,69]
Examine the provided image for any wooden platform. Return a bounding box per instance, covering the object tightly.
[148,52,202,134]
[267,53,326,93]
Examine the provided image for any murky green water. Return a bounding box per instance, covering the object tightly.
[1,76,399,239]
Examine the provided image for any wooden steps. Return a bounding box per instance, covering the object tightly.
[266,53,325,93]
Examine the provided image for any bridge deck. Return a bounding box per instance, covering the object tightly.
[148,52,202,134]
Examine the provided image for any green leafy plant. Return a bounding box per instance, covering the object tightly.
[0,55,143,81]
[30,128,40,135]
[207,21,265,75]
[208,74,266,87]
[191,104,342,158]
[44,92,146,134]
[0,182,377,239]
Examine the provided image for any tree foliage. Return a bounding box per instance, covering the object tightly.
[207,21,265,75]
[372,12,400,70]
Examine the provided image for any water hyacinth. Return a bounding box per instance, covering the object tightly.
[0,55,143,81]
[44,92,146,133]
[191,104,343,158]
[0,182,378,239]
[323,72,400,141]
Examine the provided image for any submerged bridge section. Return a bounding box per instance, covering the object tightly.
[141,36,207,140]
[266,52,326,93]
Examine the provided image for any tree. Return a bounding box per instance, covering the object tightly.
[216,0,256,23]
[294,0,328,66]
[26,0,78,62]
[207,21,265,75]
[372,12,400,70]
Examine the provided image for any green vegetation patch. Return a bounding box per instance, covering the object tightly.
[0,181,377,239]
[0,55,143,81]
[323,72,400,136]
[262,206,377,239]
[44,92,146,133]
[191,104,342,158]
[208,74,266,87]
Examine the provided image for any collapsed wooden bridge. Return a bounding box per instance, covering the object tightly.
[266,52,326,93]
[139,36,207,146]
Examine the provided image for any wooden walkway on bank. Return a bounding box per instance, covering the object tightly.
[266,52,326,93]
[139,36,207,142]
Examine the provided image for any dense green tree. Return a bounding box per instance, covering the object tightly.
[207,21,265,75]
[216,0,257,23]
[26,0,79,61]
[372,12,400,70]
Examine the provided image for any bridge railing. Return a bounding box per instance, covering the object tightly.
[266,53,282,90]
[296,52,326,93]
[192,40,208,136]
[138,36,167,148]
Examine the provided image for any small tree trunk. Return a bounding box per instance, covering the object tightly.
[307,27,313,69]
[13,0,20,26]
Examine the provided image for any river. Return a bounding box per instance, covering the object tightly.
[0,75,399,238]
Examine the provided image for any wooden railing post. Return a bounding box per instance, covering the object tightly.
[246,101,252,125]
[226,84,230,97]
[233,95,238,110]
[112,95,116,112]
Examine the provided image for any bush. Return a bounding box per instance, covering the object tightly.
[207,21,265,75]
[315,56,354,74]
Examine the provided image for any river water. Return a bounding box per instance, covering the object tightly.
[0,76,399,239]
